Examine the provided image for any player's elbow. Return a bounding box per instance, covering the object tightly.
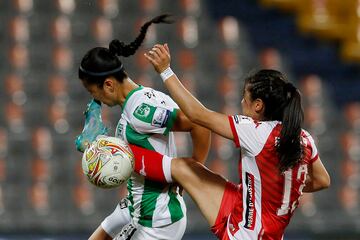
[320,173,331,189]
[315,172,331,191]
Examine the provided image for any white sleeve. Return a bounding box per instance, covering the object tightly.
[302,130,319,163]
[128,99,178,136]
[228,115,276,156]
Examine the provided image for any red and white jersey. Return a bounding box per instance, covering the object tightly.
[227,115,319,240]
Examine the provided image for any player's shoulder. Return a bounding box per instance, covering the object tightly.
[300,128,316,146]
[232,115,280,129]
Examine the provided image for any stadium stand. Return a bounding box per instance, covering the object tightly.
[0,0,359,239]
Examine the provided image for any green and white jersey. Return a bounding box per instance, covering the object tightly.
[115,85,186,228]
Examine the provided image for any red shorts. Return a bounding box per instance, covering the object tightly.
[211,182,243,240]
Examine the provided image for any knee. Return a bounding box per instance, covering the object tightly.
[172,158,200,182]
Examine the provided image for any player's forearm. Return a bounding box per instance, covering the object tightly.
[165,74,207,124]
[190,124,211,164]
[302,176,330,192]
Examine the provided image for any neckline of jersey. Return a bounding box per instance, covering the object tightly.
[122,85,143,110]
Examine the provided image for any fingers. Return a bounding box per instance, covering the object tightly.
[144,43,171,73]
[164,43,170,53]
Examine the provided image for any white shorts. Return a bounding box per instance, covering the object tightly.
[101,199,132,238]
[101,198,187,240]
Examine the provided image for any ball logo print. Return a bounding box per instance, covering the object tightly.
[82,136,134,188]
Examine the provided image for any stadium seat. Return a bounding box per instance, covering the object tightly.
[55,0,76,15]
[0,129,8,160]
[218,16,241,48]
[178,16,199,48]
[51,15,72,44]
[4,73,27,106]
[97,0,119,19]
[51,45,74,73]
[9,15,30,44]
[48,74,70,105]
[31,127,53,159]
[179,0,202,17]
[91,16,113,46]
[8,44,29,72]
[343,102,360,131]
[12,0,34,15]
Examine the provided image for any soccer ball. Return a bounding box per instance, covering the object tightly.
[81,136,134,188]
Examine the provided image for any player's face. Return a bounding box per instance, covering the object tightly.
[241,87,264,120]
[82,80,117,107]
[241,88,253,117]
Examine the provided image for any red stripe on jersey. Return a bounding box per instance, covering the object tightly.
[254,124,288,239]
[310,154,319,164]
[228,116,240,148]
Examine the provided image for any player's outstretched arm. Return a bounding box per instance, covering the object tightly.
[144,44,234,141]
[75,99,109,152]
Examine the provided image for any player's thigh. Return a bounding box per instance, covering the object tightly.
[172,158,227,227]
[100,199,132,238]
[131,217,187,240]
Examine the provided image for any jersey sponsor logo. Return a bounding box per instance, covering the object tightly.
[119,198,128,209]
[117,222,137,240]
[151,108,170,128]
[244,172,256,230]
[115,122,124,140]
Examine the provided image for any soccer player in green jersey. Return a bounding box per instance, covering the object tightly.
[76,15,210,240]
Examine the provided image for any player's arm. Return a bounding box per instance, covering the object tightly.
[303,157,330,192]
[144,44,234,141]
[171,110,211,164]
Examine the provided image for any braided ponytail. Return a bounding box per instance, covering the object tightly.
[109,14,174,57]
[79,14,174,86]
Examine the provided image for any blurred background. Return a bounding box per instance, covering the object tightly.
[0,0,359,239]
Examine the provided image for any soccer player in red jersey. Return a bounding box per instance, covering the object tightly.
[125,43,331,240]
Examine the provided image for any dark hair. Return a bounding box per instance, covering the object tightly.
[79,14,174,87]
[245,69,304,173]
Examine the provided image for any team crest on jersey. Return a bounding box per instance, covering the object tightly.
[134,103,151,118]
[133,103,157,123]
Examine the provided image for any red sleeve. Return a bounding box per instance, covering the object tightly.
[129,144,166,182]
[310,154,319,164]
[228,116,240,148]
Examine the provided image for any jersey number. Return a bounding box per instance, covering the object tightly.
[277,165,307,216]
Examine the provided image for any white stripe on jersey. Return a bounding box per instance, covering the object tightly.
[235,154,263,239]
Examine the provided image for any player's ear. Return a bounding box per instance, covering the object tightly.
[103,77,115,93]
[254,98,264,114]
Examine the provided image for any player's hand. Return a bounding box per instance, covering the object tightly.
[144,43,171,73]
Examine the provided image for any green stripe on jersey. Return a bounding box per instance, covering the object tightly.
[127,178,135,217]
[168,190,184,222]
[138,180,167,227]
[125,124,154,150]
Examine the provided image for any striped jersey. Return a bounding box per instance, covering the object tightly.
[115,85,185,228]
[227,115,319,240]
